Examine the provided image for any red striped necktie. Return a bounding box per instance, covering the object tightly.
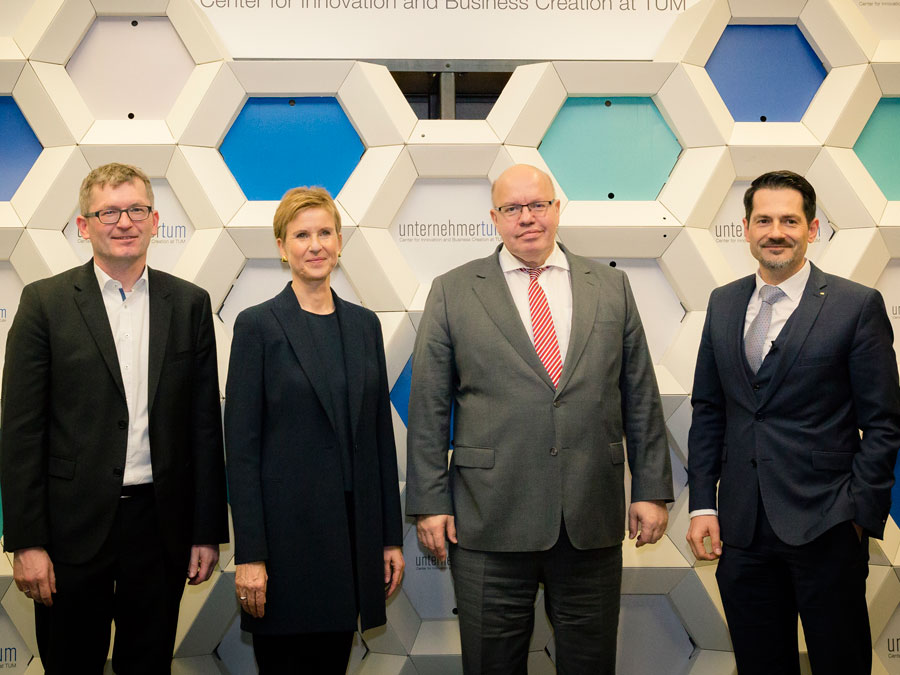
[521,267,562,387]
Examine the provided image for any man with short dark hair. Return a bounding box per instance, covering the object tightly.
[687,170,900,674]
[407,163,673,674]
[1,162,228,674]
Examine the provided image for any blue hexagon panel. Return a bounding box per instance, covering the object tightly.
[220,97,364,201]
[0,97,42,201]
[706,25,826,123]
[854,98,900,200]
[539,97,681,201]
[390,355,413,426]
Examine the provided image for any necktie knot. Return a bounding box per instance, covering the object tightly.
[520,267,548,281]
[759,284,786,305]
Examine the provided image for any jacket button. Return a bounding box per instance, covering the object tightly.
[118,420,127,429]
[752,384,760,391]
[550,447,558,456]
[750,459,757,468]
[553,401,561,408]
[755,413,764,422]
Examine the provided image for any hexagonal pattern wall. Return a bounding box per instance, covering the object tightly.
[1,0,899,673]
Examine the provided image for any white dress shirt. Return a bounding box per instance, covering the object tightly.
[94,264,152,486]
[690,259,811,519]
[498,243,573,366]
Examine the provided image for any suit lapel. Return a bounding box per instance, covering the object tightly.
[335,293,365,441]
[271,284,338,433]
[471,248,556,390]
[147,268,172,416]
[73,261,126,400]
[757,264,827,407]
[556,250,598,394]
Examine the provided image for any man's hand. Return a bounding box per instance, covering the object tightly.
[384,546,405,598]
[416,514,457,562]
[628,500,668,547]
[235,561,268,618]
[14,547,56,606]
[687,514,723,560]
[187,544,219,585]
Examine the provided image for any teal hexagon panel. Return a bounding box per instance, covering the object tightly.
[539,97,681,201]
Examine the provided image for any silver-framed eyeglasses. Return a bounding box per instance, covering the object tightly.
[84,205,153,225]
[493,200,555,218]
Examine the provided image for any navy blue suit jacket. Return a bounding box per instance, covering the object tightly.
[688,263,900,546]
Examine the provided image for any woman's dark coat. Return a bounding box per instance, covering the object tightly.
[225,284,403,634]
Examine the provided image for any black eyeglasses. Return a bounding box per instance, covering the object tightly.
[493,201,555,218]
[84,205,153,225]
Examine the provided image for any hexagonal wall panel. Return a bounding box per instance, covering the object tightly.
[591,258,685,363]
[706,25,826,123]
[855,99,900,200]
[540,97,682,202]
[0,97,41,200]
[66,17,194,121]
[875,261,900,372]
[220,97,364,201]
[389,177,498,312]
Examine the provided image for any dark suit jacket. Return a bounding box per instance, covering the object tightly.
[224,285,403,634]
[406,244,673,552]
[688,263,900,546]
[0,260,228,566]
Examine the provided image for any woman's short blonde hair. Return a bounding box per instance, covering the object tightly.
[273,187,341,241]
[79,163,154,215]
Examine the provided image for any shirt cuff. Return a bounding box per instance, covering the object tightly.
[689,509,718,518]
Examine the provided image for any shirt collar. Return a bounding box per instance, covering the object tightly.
[754,259,810,302]
[499,243,569,273]
[94,262,149,294]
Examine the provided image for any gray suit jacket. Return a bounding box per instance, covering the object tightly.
[406,245,672,552]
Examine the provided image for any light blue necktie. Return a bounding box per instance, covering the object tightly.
[745,285,786,374]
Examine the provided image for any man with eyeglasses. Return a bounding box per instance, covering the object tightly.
[407,163,672,674]
[0,162,227,674]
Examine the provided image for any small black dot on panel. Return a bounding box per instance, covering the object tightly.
[127,113,134,119]
[288,99,295,106]
[609,261,617,267]
[604,100,611,107]
[760,115,767,122]
[131,19,138,26]
[663,233,667,238]
[607,192,615,199]
[452,607,458,615]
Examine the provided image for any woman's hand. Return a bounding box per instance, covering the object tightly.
[235,561,268,618]
[383,546,405,598]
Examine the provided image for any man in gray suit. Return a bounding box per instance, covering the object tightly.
[406,164,673,674]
